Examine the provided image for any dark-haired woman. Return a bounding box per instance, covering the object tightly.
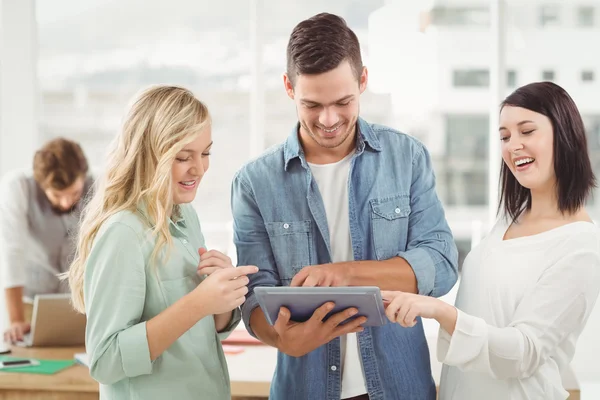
[382,81,600,400]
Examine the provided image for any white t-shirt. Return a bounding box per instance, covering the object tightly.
[438,218,600,400]
[308,152,368,399]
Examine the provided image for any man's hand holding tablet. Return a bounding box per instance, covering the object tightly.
[272,301,366,358]
[253,284,388,358]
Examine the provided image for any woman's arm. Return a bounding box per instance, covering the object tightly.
[383,247,600,380]
[214,311,234,332]
[85,221,157,385]
[86,222,254,385]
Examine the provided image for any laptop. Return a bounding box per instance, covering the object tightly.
[17,293,86,347]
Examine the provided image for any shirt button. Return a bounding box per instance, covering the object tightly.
[330,365,337,371]
[283,223,290,229]
[394,208,401,214]
[182,239,188,244]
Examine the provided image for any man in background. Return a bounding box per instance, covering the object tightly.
[0,138,93,343]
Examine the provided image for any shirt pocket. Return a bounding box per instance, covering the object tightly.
[265,220,312,285]
[370,194,411,260]
[160,275,200,304]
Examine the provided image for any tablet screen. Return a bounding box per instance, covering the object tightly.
[254,286,387,327]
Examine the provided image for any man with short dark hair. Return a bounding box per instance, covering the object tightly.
[0,138,93,343]
[232,13,459,400]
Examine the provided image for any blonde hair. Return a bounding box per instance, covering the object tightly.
[66,85,211,313]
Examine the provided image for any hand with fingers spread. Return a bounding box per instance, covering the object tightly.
[290,263,350,287]
[381,291,457,333]
[273,302,367,358]
[3,321,30,344]
[197,247,234,276]
[192,265,258,316]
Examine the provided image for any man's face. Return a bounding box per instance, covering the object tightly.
[44,177,85,214]
[284,60,367,157]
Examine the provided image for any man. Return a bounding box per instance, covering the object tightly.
[231,13,458,400]
[0,138,93,343]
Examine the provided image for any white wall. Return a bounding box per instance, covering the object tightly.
[0,0,39,176]
[0,0,38,336]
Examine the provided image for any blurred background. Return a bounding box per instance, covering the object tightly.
[1,0,599,397]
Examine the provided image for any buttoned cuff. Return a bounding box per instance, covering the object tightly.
[119,321,153,377]
[217,308,242,340]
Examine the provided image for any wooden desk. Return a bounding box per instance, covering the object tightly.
[226,345,276,399]
[0,339,581,400]
[0,346,268,400]
[0,346,96,400]
[0,346,269,400]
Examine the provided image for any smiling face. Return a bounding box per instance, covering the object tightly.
[284,60,367,162]
[499,106,555,191]
[171,126,212,205]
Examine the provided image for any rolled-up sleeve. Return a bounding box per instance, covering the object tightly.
[0,172,31,289]
[231,172,281,338]
[84,221,152,385]
[217,308,242,341]
[397,144,458,297]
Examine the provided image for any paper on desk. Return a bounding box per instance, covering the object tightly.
[0,356,75,375]
[74,352,89,367]
[0,342,9,354]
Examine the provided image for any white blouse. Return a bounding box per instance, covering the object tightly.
[437,219,600,400]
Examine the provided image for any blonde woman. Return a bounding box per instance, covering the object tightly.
[67,86,257,399]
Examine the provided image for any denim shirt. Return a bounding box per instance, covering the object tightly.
[231,118,459,400]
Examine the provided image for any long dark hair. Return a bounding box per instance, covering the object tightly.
[498,81,596,221]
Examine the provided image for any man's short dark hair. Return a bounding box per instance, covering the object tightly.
[286,13,363,86]
[33,137,89,190]
[498,81,596,220]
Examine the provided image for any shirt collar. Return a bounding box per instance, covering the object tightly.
[136,202,187,237]
[283,117,382,171]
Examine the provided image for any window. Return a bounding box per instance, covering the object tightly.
[507,70,517,87]
[37,0,253,252]
[445,115,489,159]
[583,116,600,208]
[38,1,398,251]
[578,6,595,27]
[582,70,595,82]
[35,1,502,251]
[452,69,514,88]
[539,4,560,27]
[455,239,472,272]
[542,70,556,81]
[443,115,489,206]
[583,116,600,151]
[453,69,489,88]
[430,6,489,27]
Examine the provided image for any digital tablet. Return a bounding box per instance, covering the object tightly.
[254,286,388,327]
